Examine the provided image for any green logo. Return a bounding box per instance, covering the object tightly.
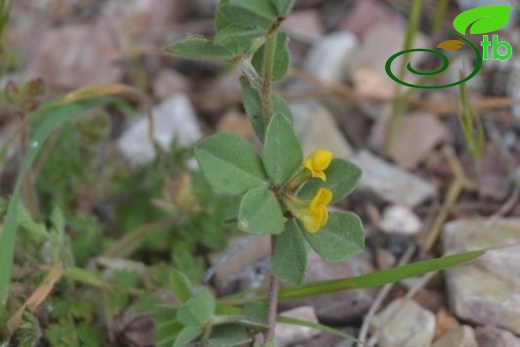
[386,5,515,89]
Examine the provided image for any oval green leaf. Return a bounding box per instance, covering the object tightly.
[166,36,235,61]
[436,39,465,50]
[170,269,192,303]
[176,288,215,327]
[219,0,278,29]
[323,159,361,204]
[453,5,514,35]
[263,113,302,186]
[238,186,285,234]
[272,220,308,285]
[195,132,267,194]
[173,326,201,347]
[302,212,364,263]
[207,324,252,347]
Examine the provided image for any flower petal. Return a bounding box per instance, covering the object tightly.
[304,149,333,181]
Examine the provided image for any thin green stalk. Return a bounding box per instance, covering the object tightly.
[385,0,422,155]
[431,0,449,35]
[261,32,277,125]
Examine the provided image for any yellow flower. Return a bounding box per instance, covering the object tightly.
[304,150,333,181]
[298,188,333,234]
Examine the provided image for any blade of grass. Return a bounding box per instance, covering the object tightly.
[277,249,484,301]
[458,73,485,174]
[431,0,449,35]
[218,249,485,306]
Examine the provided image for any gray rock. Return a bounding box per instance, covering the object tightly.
[370,298,436,347]
[431,326,478,347]
[304,32,358,83]
[290,101,353,159]
[443,218,520,335]
[476,325,520,347]
[281,250,377,323]
[117,94,201,166]
[275,306,321,347]
[350,150,437,206]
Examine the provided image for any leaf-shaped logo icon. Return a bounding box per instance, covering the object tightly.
[437,39,465,50]
[453,5,514,35]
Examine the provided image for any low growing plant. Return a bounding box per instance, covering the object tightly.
[163,1,485,346]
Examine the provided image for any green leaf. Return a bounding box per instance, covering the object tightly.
[219,0,278,29]
[170,269,192,303]
[176,288,215,327]
[166,36,235,61]
[195,132,267,194]
[214,25,266,46]
[238,186,285,234]
[453,5,514,35]
[207,324,252,347]
[155,321,183,347]
[323,159,361,204]
[263,113,302,186]
[269,0,294,16]
[272,220,308,285]
[302,212,364,263]
[279,249,484,301]
[173,326,201,347]
[241,78,266,141]
[272,93,293,123]
[252,32,291,81]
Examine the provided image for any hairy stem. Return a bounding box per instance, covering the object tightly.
[261,32,277,125]
[264,235,280,343]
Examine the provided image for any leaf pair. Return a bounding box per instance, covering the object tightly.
[271,212,364,286]
[195,113,299,235]
[166,0,294,63]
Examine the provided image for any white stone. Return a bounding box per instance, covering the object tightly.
[370,298,435,347]
[304,32,358,83]
[117,94,201,165]
[380,204,422,235]
[275,306,320,347]
[350,150,436,206]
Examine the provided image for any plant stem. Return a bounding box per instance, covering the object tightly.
[259,25,281,346]
[264,235,280,343]
[261,32,277,125]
